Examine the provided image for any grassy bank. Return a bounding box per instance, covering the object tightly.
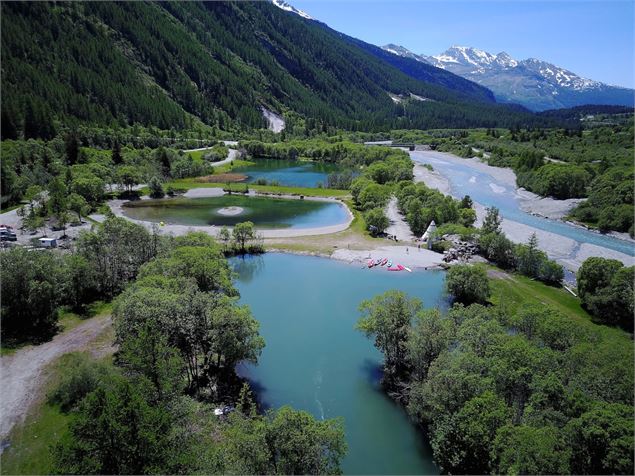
[0,399,70,475]
[166,179,350,198]
[488,268,590,322]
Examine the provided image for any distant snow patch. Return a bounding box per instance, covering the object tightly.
[261,107,285,133]
[388,93,403,104]
[409,93,433,102]
[271,0,312,19]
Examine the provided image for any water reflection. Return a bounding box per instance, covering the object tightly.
[231,254,265,283]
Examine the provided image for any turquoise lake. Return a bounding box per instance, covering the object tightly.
[231,253,444,475]
[411,150,635,257]
[122,195,349,229]
[231,159,345,188]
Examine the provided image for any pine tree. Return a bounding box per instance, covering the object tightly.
[112,139,123,165]
[236,382,257,417]
[482,206,502,234]
[65,132,79,165]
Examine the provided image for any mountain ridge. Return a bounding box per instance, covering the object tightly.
[1,1,555,140]
[382,44,634,111]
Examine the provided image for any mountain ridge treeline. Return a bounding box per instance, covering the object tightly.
[2,1,560,140]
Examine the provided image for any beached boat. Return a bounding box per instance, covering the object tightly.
[403,266,412,273]
[380,258,388,266]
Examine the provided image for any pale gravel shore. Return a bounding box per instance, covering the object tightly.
[385,197,415,242]
[108,192,354,239]
[570,243,635,271]
[472,202,578,260]
[331,245,444,270]
[413,150,518,187]
[516,188,586,220]
[413,164,451,195]
[183,187,225,198]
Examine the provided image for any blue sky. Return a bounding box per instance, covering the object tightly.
[292,0,634,88]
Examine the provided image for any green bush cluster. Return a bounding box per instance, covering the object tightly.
[577,257,634,330]
[395,182,472,236]
[357,289,634,475]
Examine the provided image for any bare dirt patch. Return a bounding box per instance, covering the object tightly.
[194,173,247,183]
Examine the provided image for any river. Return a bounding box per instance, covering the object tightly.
[231,253,444,475]
[410,150,635,270]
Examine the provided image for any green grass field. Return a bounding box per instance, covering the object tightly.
[213,158,254,173]
[167,178,350,198]
[0,402,70,475]
[488,268,591,322]
[57,301,112,333]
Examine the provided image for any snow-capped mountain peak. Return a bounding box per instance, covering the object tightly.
[271,0,312,20]
[380,43,633,111]
[493,52,517,68]
[440,46,497,67]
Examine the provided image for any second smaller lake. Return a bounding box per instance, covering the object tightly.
[122,195,349,229]
[231,159,345,188]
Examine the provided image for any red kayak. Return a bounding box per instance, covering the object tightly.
[387,264,405,272]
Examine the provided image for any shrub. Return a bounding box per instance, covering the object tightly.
[148,176,164,198]
[48,353,114,412]
[445,264,491,305]
[364,207,389,235]
[577,257,634,329]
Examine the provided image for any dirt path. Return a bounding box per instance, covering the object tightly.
[385,197,415,242]
[0,314,112,441]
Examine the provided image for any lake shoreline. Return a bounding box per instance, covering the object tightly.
[108,190,355,239]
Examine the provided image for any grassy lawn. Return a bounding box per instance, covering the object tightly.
[58,301,112,333]
[185,148,213,161]
[0,401,71,475]
[0,353,95,475]
[214,158,254,173]
[167,178,350,198]
[488,268,591,322]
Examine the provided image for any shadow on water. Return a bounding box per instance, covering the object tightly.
[236,369,274,412]
[360,358,383,388]
[231,254,265,283]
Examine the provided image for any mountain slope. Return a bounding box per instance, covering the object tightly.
[382,44,635,111]
[1,1,553,139]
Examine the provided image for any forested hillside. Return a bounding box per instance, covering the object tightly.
[1,1,556,140]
